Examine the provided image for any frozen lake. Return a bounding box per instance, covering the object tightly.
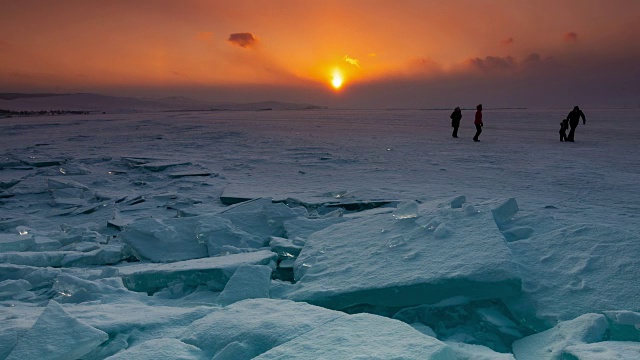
[2,108,638,229]
[1,108,639,359]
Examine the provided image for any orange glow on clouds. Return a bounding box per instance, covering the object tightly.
[0,0,639,104]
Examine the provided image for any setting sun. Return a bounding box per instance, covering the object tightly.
[331,70,344,90]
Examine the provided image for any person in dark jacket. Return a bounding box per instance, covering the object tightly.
[450,107,462,138]
[473,104,483,142]
[566,106,586,142]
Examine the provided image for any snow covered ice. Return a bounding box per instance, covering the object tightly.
[1,107,639,359]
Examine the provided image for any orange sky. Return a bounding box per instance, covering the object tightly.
[1,0,639,107]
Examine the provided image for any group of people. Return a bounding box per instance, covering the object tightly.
[449,104,484,141]
[449,105,586,142]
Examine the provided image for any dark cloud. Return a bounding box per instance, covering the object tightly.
[563,32,578,42]
[522,53,542,66]
[407,57,443,75]
[228,33,258,48]
[467,56,517,72]
[501,37,514,46]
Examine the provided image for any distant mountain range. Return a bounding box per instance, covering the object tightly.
[0,93,327,113]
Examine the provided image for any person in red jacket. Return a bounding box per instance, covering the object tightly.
[473,104,483,142]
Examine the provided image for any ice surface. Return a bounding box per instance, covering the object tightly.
[217,199,304,241]
[181,298,346,358]
[119,217,209,262]
[512,313,608,360]
[6,300,108,360]
[282,216,348,243]
[392,298,529,353]
[445,342,516,360]
[0,233,34,252]
[216,264,272,306]
[563,341,640,359]
[285,199,521,309]
[0,279,32,299]
[268,236,303,257]
[103,338,204,360]
[1,108,639,358]
[117,250,277,293]
[254,313,456,359]
[506,224,640,328]
[604,311,640,341]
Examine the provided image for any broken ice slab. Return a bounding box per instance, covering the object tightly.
[103,338,205,360]
[0,233,34,252]
[445,342,516,360]
[220,194,255,205]
[563,341,640,359]
[282,217,348,243]
[218,201,303,242]
[285,201,522,310]
[0,179,20,190]
[181,298,346,359]
[168,170,216,178]
[0,218,26,232]
[136,161,192,172]
[324,200,398,211]
[269,236,303,258]
[5,300,108,360]
[0,279,32,299]
[117,250,277,294]
[506,223,640,329]
[254,313,455,360]
[0,245,133,267]
[512,313,608,360]
[120,214,267,262]
[120,217,209,262]
[392,298,530,353]
[216,265,273,306]
[603,311,640,341]
[0,158,22,169]
[47,177,93,199]
[21,158,66,167]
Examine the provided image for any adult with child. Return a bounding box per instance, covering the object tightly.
[566,106,586,142]
[473,104,483,142]
[450,107,462,138]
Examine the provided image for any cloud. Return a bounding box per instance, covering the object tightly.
[228,32,259,48]
[563,32,578,42]
[343,55,361,68]
[407,57,443,76]
[466,55,517,72]
[195,31,214,43]
[501,37,514,46]
[522,53,542,66]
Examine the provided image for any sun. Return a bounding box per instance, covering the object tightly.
[331,69,344,90]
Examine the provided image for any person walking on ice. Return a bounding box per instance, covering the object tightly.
[473,104,483,142]
[450,107,462,138]
[566,106,586,142]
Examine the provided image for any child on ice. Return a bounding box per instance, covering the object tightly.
[559,118,569,141]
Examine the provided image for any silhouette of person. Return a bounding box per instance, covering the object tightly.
[559,118,569,141]
[450,107,462,138]
[473,104,483,142]
[566,106,586,142]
